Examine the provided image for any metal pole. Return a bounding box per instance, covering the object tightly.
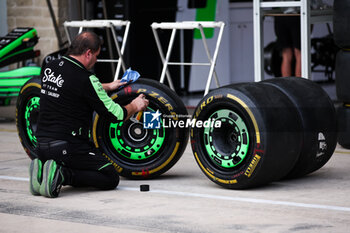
[180,29,185,90]
[151,27,174,90]
[207,23,225,93]
[46,0,64,48]
[63,24,71,44]
[101,0,117,78]
[300,0,311,79]
[110,23,126,80]
[198,24,221,95]
[253,0,264,82]
[159,28,176,90]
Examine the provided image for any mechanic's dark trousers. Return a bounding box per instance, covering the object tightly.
[36,139,119,190]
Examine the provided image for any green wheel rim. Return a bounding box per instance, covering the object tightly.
[204,109,249,168]
[108,108,165,161]
[25,96,40,147]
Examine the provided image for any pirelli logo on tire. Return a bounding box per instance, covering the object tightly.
[194,94,223,118]
[244,154,261,178]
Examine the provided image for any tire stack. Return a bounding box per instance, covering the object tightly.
[191,77,337,189]
[334,0,350,149]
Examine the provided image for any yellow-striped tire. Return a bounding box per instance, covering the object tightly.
[191,83,302,189]
[16,77,41,160]
[92,78,189,179]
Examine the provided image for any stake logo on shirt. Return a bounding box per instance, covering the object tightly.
[43,68,64,87]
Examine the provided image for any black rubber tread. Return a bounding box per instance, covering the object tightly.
[337,105,350,149]
[262,77,337,178]
[333,0,350,49]
[16,76,41,159]
[191,83,302,189]
[335,50,350,103]
[264,41,282,77]
[92,78,189,179]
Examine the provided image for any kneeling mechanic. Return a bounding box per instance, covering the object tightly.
[29,31,149,198]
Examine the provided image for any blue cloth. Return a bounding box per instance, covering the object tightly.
[121,68,140,84]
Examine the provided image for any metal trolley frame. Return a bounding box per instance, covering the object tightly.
[253,0,333,82]
[151,21,225,95]
[63,20,131,81]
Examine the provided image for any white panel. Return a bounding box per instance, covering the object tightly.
[189,0,230,92]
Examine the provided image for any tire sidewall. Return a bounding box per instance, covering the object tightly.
[93,79,189,178]
[191,88,267,188]
[262,77,337,177]
[16,77,41,159]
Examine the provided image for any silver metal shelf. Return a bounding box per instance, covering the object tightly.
[253,0,333,81]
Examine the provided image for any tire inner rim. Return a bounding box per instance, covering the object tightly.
[108,108,165,161]
[204,109,249,168]
[25,96,39,147]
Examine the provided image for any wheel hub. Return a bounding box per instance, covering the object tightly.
[204,109,249,168]
[108,109,165,161]
[25,96,40,146]
[128,122,148,142]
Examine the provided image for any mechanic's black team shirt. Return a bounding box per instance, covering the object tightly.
[36,56,127,143]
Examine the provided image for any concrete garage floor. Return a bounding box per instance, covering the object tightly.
[1,100,350,233]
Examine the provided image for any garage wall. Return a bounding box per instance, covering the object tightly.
[6,0,68,64]
[0,1,7,37]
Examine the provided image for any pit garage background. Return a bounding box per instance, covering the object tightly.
[1,0,335,95]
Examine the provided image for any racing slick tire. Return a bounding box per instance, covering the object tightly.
[16,76,41,159]
[333,0,350,49]
[335,50,350,103]
[337,105,350,149]
[190,83,302,189]
[92,78,189,179]
[262,77,337,178]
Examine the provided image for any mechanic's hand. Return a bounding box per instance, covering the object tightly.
[102,80,128,92]
[131,94,149,112]
[124,94,149,120]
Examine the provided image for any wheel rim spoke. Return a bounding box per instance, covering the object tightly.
[108,108,165,161]
[203,109,249,168]
[25,96,40,147]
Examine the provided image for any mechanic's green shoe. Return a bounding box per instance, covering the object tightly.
[39,160,64,198]
[29,158,43,195]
